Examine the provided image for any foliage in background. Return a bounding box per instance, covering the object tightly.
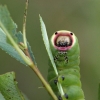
[0,72,29,100]
[0,0,100,100]
[0,5,57,100]
[0,5,35,100]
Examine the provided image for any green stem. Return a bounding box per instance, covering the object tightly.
[1,23,58,100]
[0,21,32,66]
[23,0,29,49]
[30,63,58,100]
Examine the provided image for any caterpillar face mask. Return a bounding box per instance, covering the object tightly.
[48,30,85,100]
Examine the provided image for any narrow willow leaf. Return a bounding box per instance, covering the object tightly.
[0,6,36,66]
[0,93,5,100]
[0,72,25,100]
[0,5,28,65]
[27,42,37,65]
[39,15,58,75]
[0,28,27,65]
[16,32,37,65]
[0,5,18,44]
[39,15,65,98]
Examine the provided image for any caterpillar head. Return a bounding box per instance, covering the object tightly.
[51,30,76,51]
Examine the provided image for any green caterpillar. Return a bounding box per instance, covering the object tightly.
[47,30,85,100]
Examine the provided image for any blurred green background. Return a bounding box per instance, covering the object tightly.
[0,0,100,100]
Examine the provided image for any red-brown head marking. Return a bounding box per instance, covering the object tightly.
[51,30,76,51]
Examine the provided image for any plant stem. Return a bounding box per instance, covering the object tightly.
[29,63,58,100]
[23,0,29,49]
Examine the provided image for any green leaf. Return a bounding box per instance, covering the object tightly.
[0,5,35,66]
[39,15,65,96]
[0,5,17,43]
[0,72,25,100]
[27,42,37,65]
[0,28,27,65]
[16,32,37,65]
[0,93,5,100]
[39,15,58,75]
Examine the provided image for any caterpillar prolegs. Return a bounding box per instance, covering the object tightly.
[47,30,85,100]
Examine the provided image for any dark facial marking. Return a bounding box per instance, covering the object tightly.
[54,57,57,61]
[64,52,67,54]
[64,56,68,59]
[65,59,68,63]
[56,35,72,47]
[64,55,68,63]
[55,32,58,35]
[64,56,68,63]
[70,32,73,35]
[57,41,69,47]
[54,55,59,61]
[58,51,65,55]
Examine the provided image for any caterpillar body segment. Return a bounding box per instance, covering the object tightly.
[48,30,85,100]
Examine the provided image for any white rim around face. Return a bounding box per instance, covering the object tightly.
[51,30,76,51]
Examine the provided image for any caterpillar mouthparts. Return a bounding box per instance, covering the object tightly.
[56,36,72,47]
[51,30,74,51]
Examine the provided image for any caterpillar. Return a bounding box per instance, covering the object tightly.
[47,30,85,100]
